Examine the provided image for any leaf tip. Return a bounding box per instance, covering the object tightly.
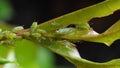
[104,42,113,46]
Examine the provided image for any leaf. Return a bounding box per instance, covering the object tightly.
[37,46,55,68]
[43,27,99,42]
[39,38,120,68]
[40,39,79,57]
[0,44,12,65]
[83,20,120,46]
[0,45,8,58]
[14,39,39,68]
[38,0,120,32]
[36,0,120,46]
[34,0,120,68]
[40,38,81,64]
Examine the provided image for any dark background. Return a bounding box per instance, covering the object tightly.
[7,0,120,67]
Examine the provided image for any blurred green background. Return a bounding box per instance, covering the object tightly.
[0,0,13,21]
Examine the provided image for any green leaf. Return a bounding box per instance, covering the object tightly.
[0,44,12,65]
[36,0,120,45]
[75,58,120,68]
[37,0,120,46]
[38,0,120,32]
[43,27,99,42]
[37,46,55,68]
[14,39,39,68]
[39,38,120,68]
[34,0,120,68]
[40,39,81,65]
[0,45,8,58]
[83,20,120,46]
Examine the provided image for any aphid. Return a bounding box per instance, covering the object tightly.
[2,31,16,39]
[31,33,41,38]
[36,29,46,34]
[8,33,16,39]
[75,23,90,29]
[56,28,72,35]
[2,31,11,39]
[12,26,24,32]
[30,22,37,32]
[23,32,30,37]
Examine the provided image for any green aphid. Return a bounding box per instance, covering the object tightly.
[75,23,90,29]
[36,29,46,34]
[23,32,30,37]
[9,33,16,39]
[2,31,11,39]
[12,26,24,32]
[2,31,16,39]
[30,22,38,32]
[32,33,41,38]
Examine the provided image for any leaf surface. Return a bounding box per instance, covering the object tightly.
[14,39,39,68]
[39,38,120,68]
[38,0,120,32]
[83,20,120,46]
